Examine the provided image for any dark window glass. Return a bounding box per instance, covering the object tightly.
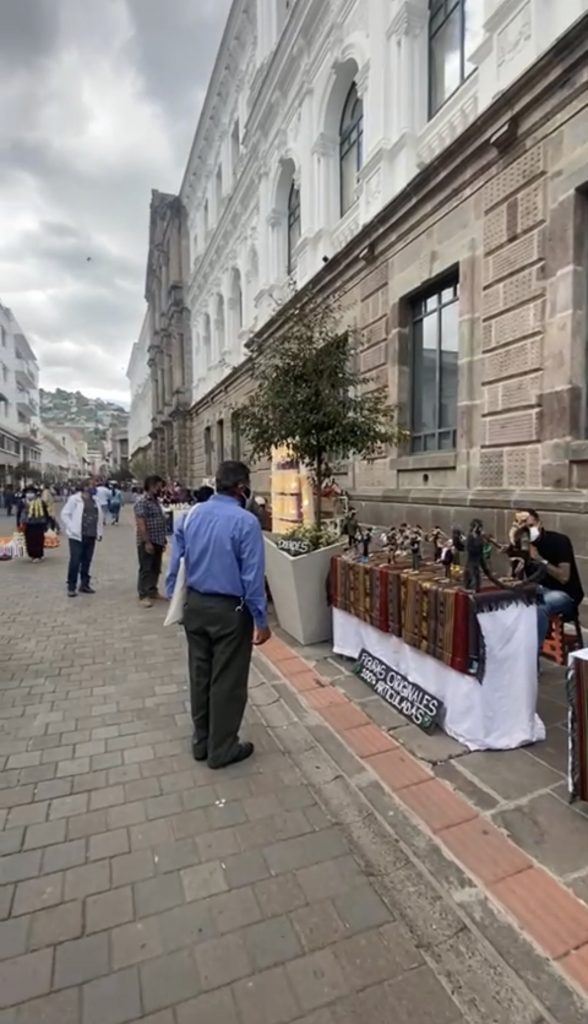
[204,427,212,476]
[287,181,301,274]
[429,0,483,117]
[216,419,225,463]
[411,278,459,452]
[340,82,363,216]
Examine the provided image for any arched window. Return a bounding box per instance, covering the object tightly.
[287,180,301,275]
[339,82,363,216]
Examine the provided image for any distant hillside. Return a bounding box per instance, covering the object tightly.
[40,389,127,432]
[41,388,128,445]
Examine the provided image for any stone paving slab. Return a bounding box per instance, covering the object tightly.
[0,509,585,1021]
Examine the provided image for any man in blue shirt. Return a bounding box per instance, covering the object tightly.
[166,461,270,768]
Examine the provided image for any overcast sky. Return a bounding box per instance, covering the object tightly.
[0,0,231,405]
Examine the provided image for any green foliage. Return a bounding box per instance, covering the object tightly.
[238,290,405,526]
[282,522,339,552]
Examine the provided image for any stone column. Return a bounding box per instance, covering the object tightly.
[390,0,428,136]
[312,133,338,230]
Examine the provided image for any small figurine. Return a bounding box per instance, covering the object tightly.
[429,527,444,563]
[463,518,503,591]
[409,525,423,571]
[360,527,373,562]
[440,525,465,578]
[342,508,360,551]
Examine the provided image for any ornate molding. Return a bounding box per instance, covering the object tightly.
[388,0,428,39]
[497,2,532,67]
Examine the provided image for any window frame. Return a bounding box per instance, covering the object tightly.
[339,82,364,217]
[204,426,212,476]
[428,0,466,119]
[410,276,459,454]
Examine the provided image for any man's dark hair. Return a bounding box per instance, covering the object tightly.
[523,508,540,521]
[215,461,250,495]
[194,485,214,503]
[144,475,164,492]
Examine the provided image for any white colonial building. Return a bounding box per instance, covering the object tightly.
[0,302,41,484]
[127,312,153,465]
[181,0,588,405]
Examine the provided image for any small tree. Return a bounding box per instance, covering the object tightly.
[238,290,405,531]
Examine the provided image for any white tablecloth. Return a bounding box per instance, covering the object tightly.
[332,606,545,752]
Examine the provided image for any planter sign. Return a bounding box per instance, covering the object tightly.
[353,648,444,734]
[276,537,313,557]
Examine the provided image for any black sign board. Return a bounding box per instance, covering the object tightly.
[277,537,313,557]
[353,648,444,734]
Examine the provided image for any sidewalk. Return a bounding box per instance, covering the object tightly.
[0,510,586,1022]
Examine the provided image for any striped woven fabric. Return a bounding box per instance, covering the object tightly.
[567,655,588,803]
[330,556,539,681]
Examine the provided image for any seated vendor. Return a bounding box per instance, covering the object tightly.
[523,509,584,647]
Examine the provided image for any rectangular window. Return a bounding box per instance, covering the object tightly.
[429,0,483,117]
[411,278,459,452]
[215,165,223,214]
[0,325,5,347]
[231,412,241,461]
[216,418,225,463]
[204,426,212,476]
[231,120,240,181]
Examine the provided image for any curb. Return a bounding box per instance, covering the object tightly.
[260,635,588,998]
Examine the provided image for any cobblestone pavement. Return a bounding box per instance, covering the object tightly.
[0,509,586,1023]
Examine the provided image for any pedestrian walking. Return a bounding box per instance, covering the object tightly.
[165,461,271,769]
[135,475,167,607]
[95,480,111,524]
[41,484,60,533]
[22,490,48,562]
[109,484,123,525]
[61,482,103,597]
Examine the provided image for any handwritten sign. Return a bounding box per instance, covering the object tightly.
[277,537,313,557]
[353,648,444,734]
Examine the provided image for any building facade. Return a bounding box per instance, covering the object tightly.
[144,190,193,481]
[0,302,41,483]
[127,312,152,468]
[175,0,588,580]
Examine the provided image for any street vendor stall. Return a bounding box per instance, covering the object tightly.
[330,556,545,752]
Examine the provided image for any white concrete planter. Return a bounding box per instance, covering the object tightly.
[264,536,345,646]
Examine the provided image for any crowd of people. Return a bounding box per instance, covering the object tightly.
[2,467,586,771]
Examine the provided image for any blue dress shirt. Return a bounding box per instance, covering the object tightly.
[165,494,268,628]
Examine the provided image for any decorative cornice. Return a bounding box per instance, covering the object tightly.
[388,0,428,39]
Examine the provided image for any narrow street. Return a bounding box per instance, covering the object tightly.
[0,510,586,1023]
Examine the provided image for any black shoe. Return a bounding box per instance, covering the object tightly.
[209,742,254,770]
[79,586,95,594]
[67,590,77,598]
[192,735,208,762]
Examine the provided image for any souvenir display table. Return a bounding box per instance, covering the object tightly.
[330,556,545,752]
[567,649,588,803]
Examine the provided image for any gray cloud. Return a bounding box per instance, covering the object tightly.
[0,0,231,400]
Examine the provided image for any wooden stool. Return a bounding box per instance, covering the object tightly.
[541,613,584,666]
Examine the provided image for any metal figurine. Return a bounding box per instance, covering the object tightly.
[409,526,423,571]
[360,527,373,562]
[342,508,360,551]
[429,527,444,563]
[463,518,503,591]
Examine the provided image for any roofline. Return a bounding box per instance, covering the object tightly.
[179,0,246,198]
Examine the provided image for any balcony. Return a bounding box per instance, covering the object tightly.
[15,367,36,390]
[17,398,35,418]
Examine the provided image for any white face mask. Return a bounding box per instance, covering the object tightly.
[529,525,540,542]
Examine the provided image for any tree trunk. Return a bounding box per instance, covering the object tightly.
[315,451,322,530]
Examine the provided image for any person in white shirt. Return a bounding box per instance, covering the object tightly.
[95,482,111,521]
[61,482,104,597]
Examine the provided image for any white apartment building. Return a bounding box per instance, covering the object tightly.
[127,312,153,463]
[181,0,588,406]
[40,426,84,479]
[0,302,41,483]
